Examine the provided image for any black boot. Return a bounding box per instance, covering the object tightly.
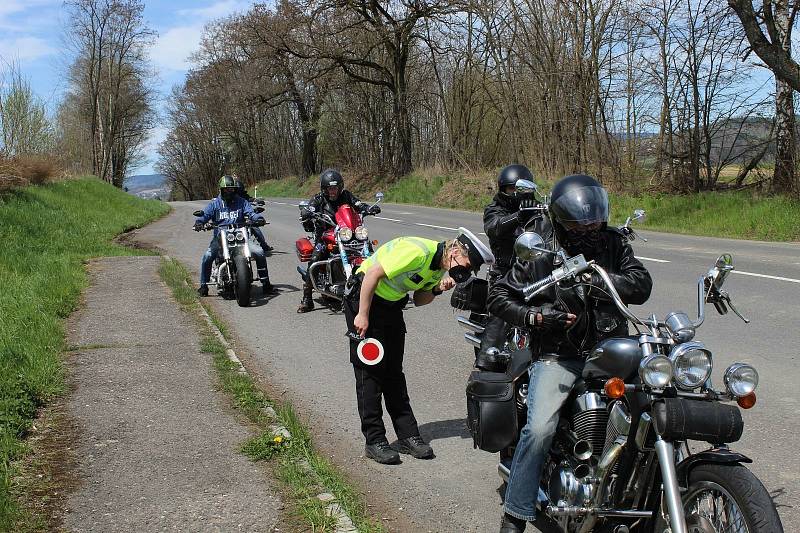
[393,435,434,459]
[297,282,314,313]
[197,284,209,297]
[365,440,400,464]
[499,513,526,533]
[262,279,278,295]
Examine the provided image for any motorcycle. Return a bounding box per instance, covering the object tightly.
[193,206,267,307]
[295,192,383,310]
[458,232,783,532]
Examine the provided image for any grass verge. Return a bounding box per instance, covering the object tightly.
[0,177,169,529]
[158,258,385,532]
[255,172,800,241]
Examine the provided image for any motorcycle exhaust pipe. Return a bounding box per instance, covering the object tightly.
[498,462,510,483]
[465,333,481,349]
[564,431,593,462]
[457,315,486,335]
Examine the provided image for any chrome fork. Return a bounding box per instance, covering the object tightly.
[655,436,687,533]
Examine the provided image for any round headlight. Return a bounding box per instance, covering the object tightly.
[226,232,236,242]
[670,342,712,390]
[724,363,758,397]
[639,355,673,389]
[338,227,353,241]
[354,225,368,240]
[236,231,246,242]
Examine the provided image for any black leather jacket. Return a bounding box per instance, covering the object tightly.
[487,228,652,358]
[302,190,366,239]
[484,193,552,273]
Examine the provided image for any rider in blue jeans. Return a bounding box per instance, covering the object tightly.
[487,174,652,532]
[195,175,276,296]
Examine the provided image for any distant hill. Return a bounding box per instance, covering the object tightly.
[124,174,167,193]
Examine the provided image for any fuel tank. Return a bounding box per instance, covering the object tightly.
[582,336,642,381]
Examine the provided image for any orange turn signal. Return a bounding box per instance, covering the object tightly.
[372,240,379,246]
[327,244,335,251]
[604,377,626,399]
[737,392,757,409]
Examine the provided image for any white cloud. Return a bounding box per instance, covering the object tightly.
[151,0,250,73]
[0,36,56,62]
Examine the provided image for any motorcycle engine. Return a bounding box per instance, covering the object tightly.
[548,462,593,507]
[572,392,608,458]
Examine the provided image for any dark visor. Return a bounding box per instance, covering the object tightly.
[552,186,608,229]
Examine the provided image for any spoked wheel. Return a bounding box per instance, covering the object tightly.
[655,464,783,533]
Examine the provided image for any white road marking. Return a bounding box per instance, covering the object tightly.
[375,216,404,222]
[638,256,671,263]
[415,222,458,231]
[732,270,800,284]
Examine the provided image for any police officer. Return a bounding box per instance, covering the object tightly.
[480,165,551,367]
[344,229,493,464]
[487,174,652,532]
[298,169,380,313]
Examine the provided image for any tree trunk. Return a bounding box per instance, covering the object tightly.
[773,0,796,195]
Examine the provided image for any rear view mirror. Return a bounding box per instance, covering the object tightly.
[515,179,538,196]
[514,232,549,261]
[298,201,311,211]
[711,254,734,291]
[633,209,646,222]
[375,191,384,202]
[192,210,204,217]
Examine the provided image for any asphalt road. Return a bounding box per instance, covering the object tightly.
[136,198,800,532]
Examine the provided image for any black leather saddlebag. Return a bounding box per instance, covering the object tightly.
[653,398,743,445]
[466,370,518,452]
[451,277,489,313]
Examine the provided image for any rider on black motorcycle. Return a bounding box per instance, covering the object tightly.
[235,177,273,252]
[480,165,552,368]
[195,175,275,296]
[297,168,381,313]
[486,174,652,533]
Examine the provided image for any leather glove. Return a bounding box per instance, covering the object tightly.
[369,205,381,215]
[254,218,266,227]
[526,304,572,330]
[519,198,537,210]
[193,221,203,232]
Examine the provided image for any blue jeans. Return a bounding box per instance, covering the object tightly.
[504,358,583,521]
[200,235,268,285]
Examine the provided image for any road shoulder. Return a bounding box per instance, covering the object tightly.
[59,255,282,531]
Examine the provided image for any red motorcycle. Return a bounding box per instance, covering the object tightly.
[295,192,383,310]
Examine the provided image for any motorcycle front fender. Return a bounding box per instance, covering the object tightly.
[675,449,752,489]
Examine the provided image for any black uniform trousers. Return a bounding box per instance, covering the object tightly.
[344,282,420,445]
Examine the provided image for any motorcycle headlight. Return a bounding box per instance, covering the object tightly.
[354,225,368,240]
[724,363,758,397]
[639,355,673,389]
[669,342,712,390]
[226,232,236,243]
[236,231,246,242]
[338,227,353,241]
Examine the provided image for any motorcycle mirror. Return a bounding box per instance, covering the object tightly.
[254,198,266,205]
[375,191,384,202]
[254,206,265,213]
[711,253,734,290]
[633,209,646,222]
[192,209,204,217]
[298,201,313,212]
[514,179,538,195]
[514,232,550,261]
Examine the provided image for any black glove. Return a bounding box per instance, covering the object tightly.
[193,221,203,232]
[519,198,537,210]
[369,205,381,215]
[526,304,572,330]
[254,218,266,227]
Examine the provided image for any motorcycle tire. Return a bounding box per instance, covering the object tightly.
[653,463,783,533]
[234,255,252,307]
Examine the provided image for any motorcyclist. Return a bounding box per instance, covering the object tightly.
[235,177,273,252]
[486,174,652,532]
[479,165,552,368]
[195,175,276,296]
[297,168,381,313]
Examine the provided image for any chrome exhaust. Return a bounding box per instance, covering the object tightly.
[577,436,626,533]
[565,431,593,461]
[465,333,481,348]
[498,462,510,483]
[457,315,486,335]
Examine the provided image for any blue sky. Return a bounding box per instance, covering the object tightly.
[0,0,254,176]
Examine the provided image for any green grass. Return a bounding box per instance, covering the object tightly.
[0,177,168,528]
[158,258,384,532]
[256,172,800,241]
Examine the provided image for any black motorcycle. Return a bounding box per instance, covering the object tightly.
[192,206,267,307]
[457,232,783,533]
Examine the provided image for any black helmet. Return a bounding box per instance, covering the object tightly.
[497,164,534,207]
[320,168,344,201]
[234,177,245,192]
[549,174,609,255]
[219,175,238,204]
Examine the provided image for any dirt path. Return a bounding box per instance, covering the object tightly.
[61,256,282,532]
